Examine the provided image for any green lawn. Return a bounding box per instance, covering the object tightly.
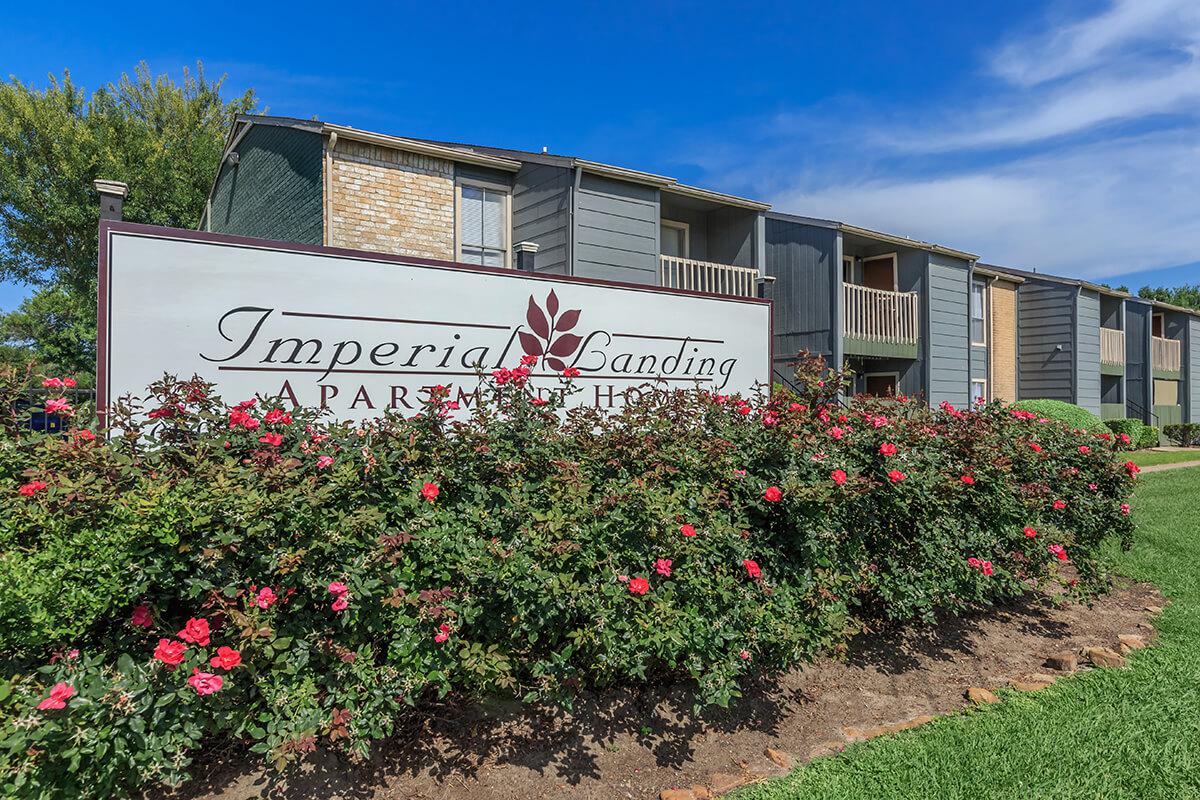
[735,468,1200,800]
[1126,449,1200,468]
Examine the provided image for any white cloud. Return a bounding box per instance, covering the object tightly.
[685,1,1200,281]
[772,132,1200,280]
[990,0,1200,86]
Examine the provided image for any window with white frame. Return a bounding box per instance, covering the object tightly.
[457,181,510,267]
[970,280,987,345]
[971,378,987,404]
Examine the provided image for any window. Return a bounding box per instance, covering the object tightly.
[970,280,987,345]
[457,181,509,267]
[971,378,987,404]
[660,220,689,258]
[1154,378,1179,406]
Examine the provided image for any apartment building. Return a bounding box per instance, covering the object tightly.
[200,115,769,297]
[982,264,1200,427]
[763,213,981,406]
[198,114,1200,419]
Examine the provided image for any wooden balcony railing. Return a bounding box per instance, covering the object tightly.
[842,283,920,345]
[1100,328,1125,366]
[1153,335,1182,372]
[659,255,759,297]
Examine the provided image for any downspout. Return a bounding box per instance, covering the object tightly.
[323,130,338,246]
[1073,287,1083,405]
[569,165,582,276]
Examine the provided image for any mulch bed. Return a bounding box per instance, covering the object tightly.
[174,579,1164,800]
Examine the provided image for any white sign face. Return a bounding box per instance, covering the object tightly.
[98,224,772,422]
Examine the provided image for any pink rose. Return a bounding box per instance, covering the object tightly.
[188,668,224,696]
[36,682,75,710]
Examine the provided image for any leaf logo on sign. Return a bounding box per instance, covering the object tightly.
[519,289,583,371]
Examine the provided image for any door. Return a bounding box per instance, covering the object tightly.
[864,373,898,397]
[862,255,897,291]
[660,221,688,258]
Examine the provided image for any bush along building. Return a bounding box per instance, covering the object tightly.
[199,115,769,295]
[762,213,982,407]
[982,263,1200,430]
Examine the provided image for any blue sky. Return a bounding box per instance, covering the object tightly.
[2,0,1198,311]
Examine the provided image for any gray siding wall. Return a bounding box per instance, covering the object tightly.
[1191,318,1200,423]
[1018,279,1076,402]
[708,208,756,268]
[763,217,837,371]
[1075,289,1102,415]
[209,124,324,244]
[1125,302,1152,420]
[572,173,658,285]
[926,255,970,407]
[511,162,572,275]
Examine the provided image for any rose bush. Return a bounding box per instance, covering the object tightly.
[0,356,1136,798]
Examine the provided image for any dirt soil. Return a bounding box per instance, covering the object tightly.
[176,579,1164,800]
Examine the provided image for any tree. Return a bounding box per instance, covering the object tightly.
[0,62,257,378]
[1138,284,1200,312]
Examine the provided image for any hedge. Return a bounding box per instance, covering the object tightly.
[0,357,1138,798]
[1163,423,1200,447]
[1009,399,1107,434]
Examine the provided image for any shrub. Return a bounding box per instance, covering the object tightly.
[1104,418,1145,450]
[1164,423,1200,447]
[1009,399,1107,434]
[1138,425,1161,449]
[0,359,1137,798]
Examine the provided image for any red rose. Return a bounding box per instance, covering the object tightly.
[1048,543,1068,562]
[743,559,762,579]
[878,442,898,456]
[831,469,847,486]
[188,668,223,696]
[960,475,975,485]
[1052,499,1066,510]
[209,646,242,670]
[763,486,782,503]
[130,604,153,628]
[628,577,650,595]
[1078,445,1090,454]
[36,682,75,711]
[263,408,293,426]
[654,558,673,577]
[887,469,907,483]
[1124,461,1141,476]
[257,432,283,447]
[1023,526,1038,538]
[1029,442,1042,453]
[562,367,581,377]
[18,480,47,497]
[434,622,451,642]
[153,638,187,668]
[1120,503,1131,516]
[680,523,697,537]
[177,618,211,647]
[981,560,994,576]
[421,482,440,502]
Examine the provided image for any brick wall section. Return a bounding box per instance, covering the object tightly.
[327,140,455,260]
[990,280,1019,401]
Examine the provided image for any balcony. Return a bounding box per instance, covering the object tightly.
[842,283,920,358]
[1100,328,1125,371]
[659,255,759,297]
[1152,335,1182,375]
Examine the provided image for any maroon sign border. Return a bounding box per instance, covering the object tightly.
[96,219,775,426]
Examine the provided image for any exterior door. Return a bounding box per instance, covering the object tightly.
[864,374,898,397]
[862,256,896,291]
